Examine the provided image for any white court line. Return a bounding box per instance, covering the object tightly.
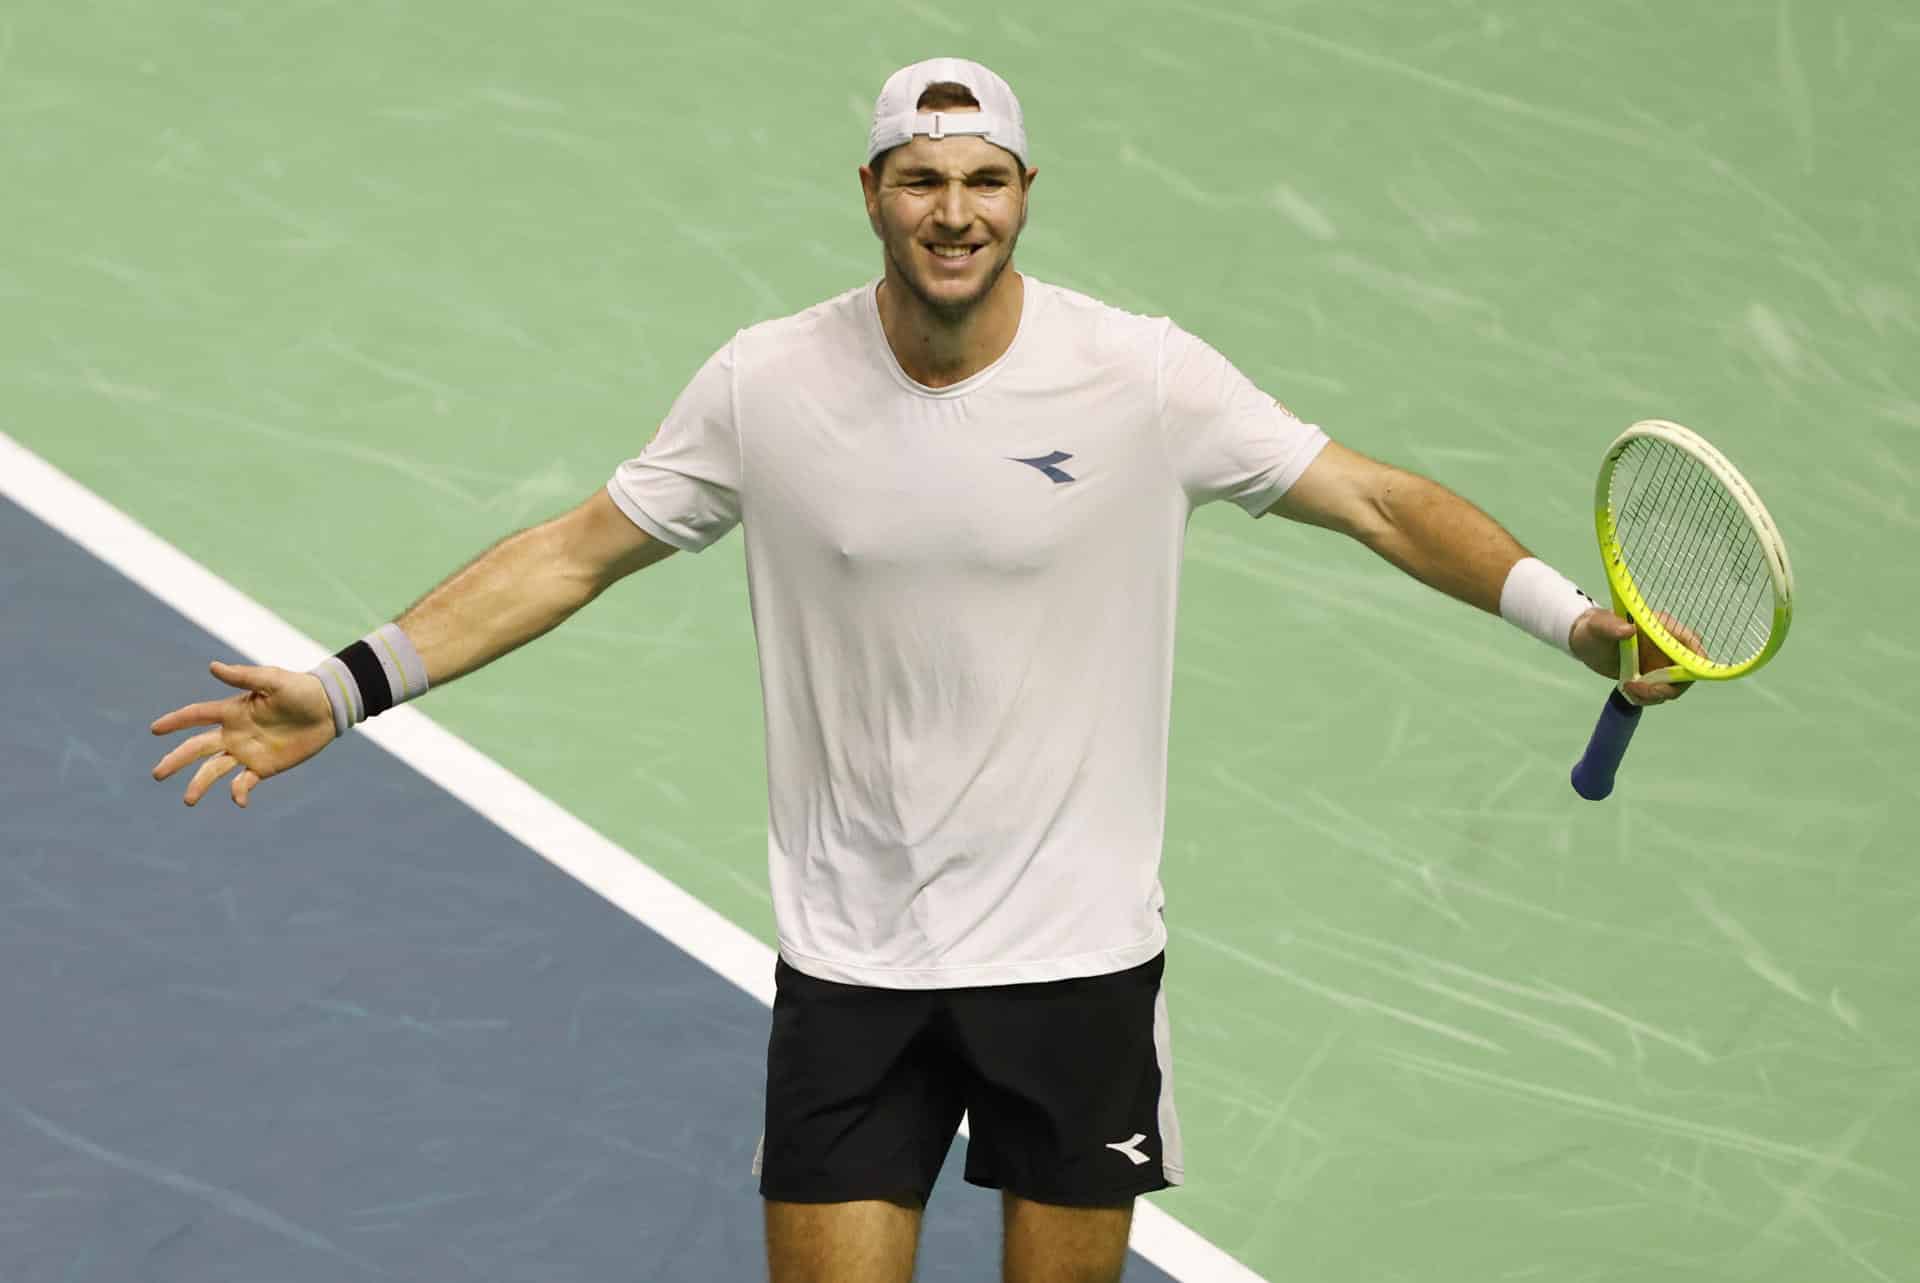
[0,431,1267,1283]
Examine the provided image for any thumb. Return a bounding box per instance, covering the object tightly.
[1596,612,1636,639]
[210,660,280,694]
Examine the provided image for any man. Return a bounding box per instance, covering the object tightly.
[151,57,1684,1283]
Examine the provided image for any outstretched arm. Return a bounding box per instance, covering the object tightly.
[151,489,672,807]
[392,488,674,685]
[1265,442,1686,703]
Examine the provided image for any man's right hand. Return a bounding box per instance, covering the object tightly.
[151,661,337,807]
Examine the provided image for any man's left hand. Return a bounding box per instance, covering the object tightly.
[1568,608,1697,706]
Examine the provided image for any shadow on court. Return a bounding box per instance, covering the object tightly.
[0,497,1178,1282]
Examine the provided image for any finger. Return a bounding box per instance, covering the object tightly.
[1630,665,1695,700]
[151,699,229,735]
[152,729,226,780]
[184,752,241,807]
[210,661,281,695]
[1624,679,1687,705]
[1637,632,1683,677]
[1649,611,1706,659]
[231,769,262,808]
[1577,609,1635,643]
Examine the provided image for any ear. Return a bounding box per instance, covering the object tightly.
[859,164,885,239]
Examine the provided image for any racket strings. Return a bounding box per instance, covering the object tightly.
[1610,439,1774,667]
[1641,460,1766,663]
[1616,445,1769,663]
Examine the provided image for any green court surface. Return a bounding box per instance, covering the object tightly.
[7,3,1916,1278]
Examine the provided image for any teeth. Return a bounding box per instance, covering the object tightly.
[930,245,975,258]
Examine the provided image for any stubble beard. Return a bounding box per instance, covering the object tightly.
[884,228,1020,326]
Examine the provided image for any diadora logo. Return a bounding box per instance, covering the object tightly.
[1105,1134,1150,1166]
[1010,450,1075,484]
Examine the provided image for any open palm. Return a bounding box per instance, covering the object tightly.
[151,661,337,807]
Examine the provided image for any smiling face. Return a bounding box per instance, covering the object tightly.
[861,123,1035,323]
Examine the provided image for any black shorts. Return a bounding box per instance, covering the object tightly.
[755,952,1183,1207]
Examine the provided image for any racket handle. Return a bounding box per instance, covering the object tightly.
[1570,688,1644,801]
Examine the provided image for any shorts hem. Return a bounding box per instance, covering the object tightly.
[759,1178,933,1207]
[961,1172,1175,1206]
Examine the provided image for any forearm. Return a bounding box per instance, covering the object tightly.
[1273,443,1605,662]
[307,491,667,738]
[1353,467,1530,615]
[397,518,609,685]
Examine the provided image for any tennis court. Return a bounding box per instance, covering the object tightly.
[4,3,1916,1279]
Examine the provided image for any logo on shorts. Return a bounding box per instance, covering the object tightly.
[1105,1133,1150,1166]
[1010,450,1076,484]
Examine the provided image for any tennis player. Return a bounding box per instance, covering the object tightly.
[151,57,1688,1283]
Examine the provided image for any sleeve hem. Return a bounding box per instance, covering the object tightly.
[1232,427,1331,516]
[603,477,705,552]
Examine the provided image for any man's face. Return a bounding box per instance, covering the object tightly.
[861,126,1034,321]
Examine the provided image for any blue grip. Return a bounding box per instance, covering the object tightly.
[1570,689,1644,801]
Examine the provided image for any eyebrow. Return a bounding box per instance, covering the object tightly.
[892,165,1017,182]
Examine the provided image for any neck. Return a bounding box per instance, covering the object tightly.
[875,264,1024,389]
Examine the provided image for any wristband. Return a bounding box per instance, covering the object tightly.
[310,623,430,737]
[1499,557,1594,655]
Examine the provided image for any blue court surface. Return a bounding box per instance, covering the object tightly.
[0,494,1180,1281]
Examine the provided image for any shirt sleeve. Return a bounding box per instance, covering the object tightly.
[605,338,743,551]
[1157,321,1329,515]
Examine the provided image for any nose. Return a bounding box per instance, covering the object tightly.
[934,179,970,233]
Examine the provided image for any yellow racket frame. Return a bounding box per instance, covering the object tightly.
[1595,420,1795,685]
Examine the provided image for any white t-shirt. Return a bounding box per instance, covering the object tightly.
[607,277,1328,988]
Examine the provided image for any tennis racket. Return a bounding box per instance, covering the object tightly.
[1570,420,1795,800]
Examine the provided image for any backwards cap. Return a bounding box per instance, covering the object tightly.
[866,57,1030,168]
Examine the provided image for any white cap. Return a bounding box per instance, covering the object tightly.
[866,57,1030,168]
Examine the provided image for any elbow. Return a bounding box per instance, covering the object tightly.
[523,519,609,605]
[1348,493,1397,548]
[1325,482,1398,549]
[1273,441,1405,546]
[1351,468,1437,550]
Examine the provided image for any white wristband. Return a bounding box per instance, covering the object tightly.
[1499,557,1594,655]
